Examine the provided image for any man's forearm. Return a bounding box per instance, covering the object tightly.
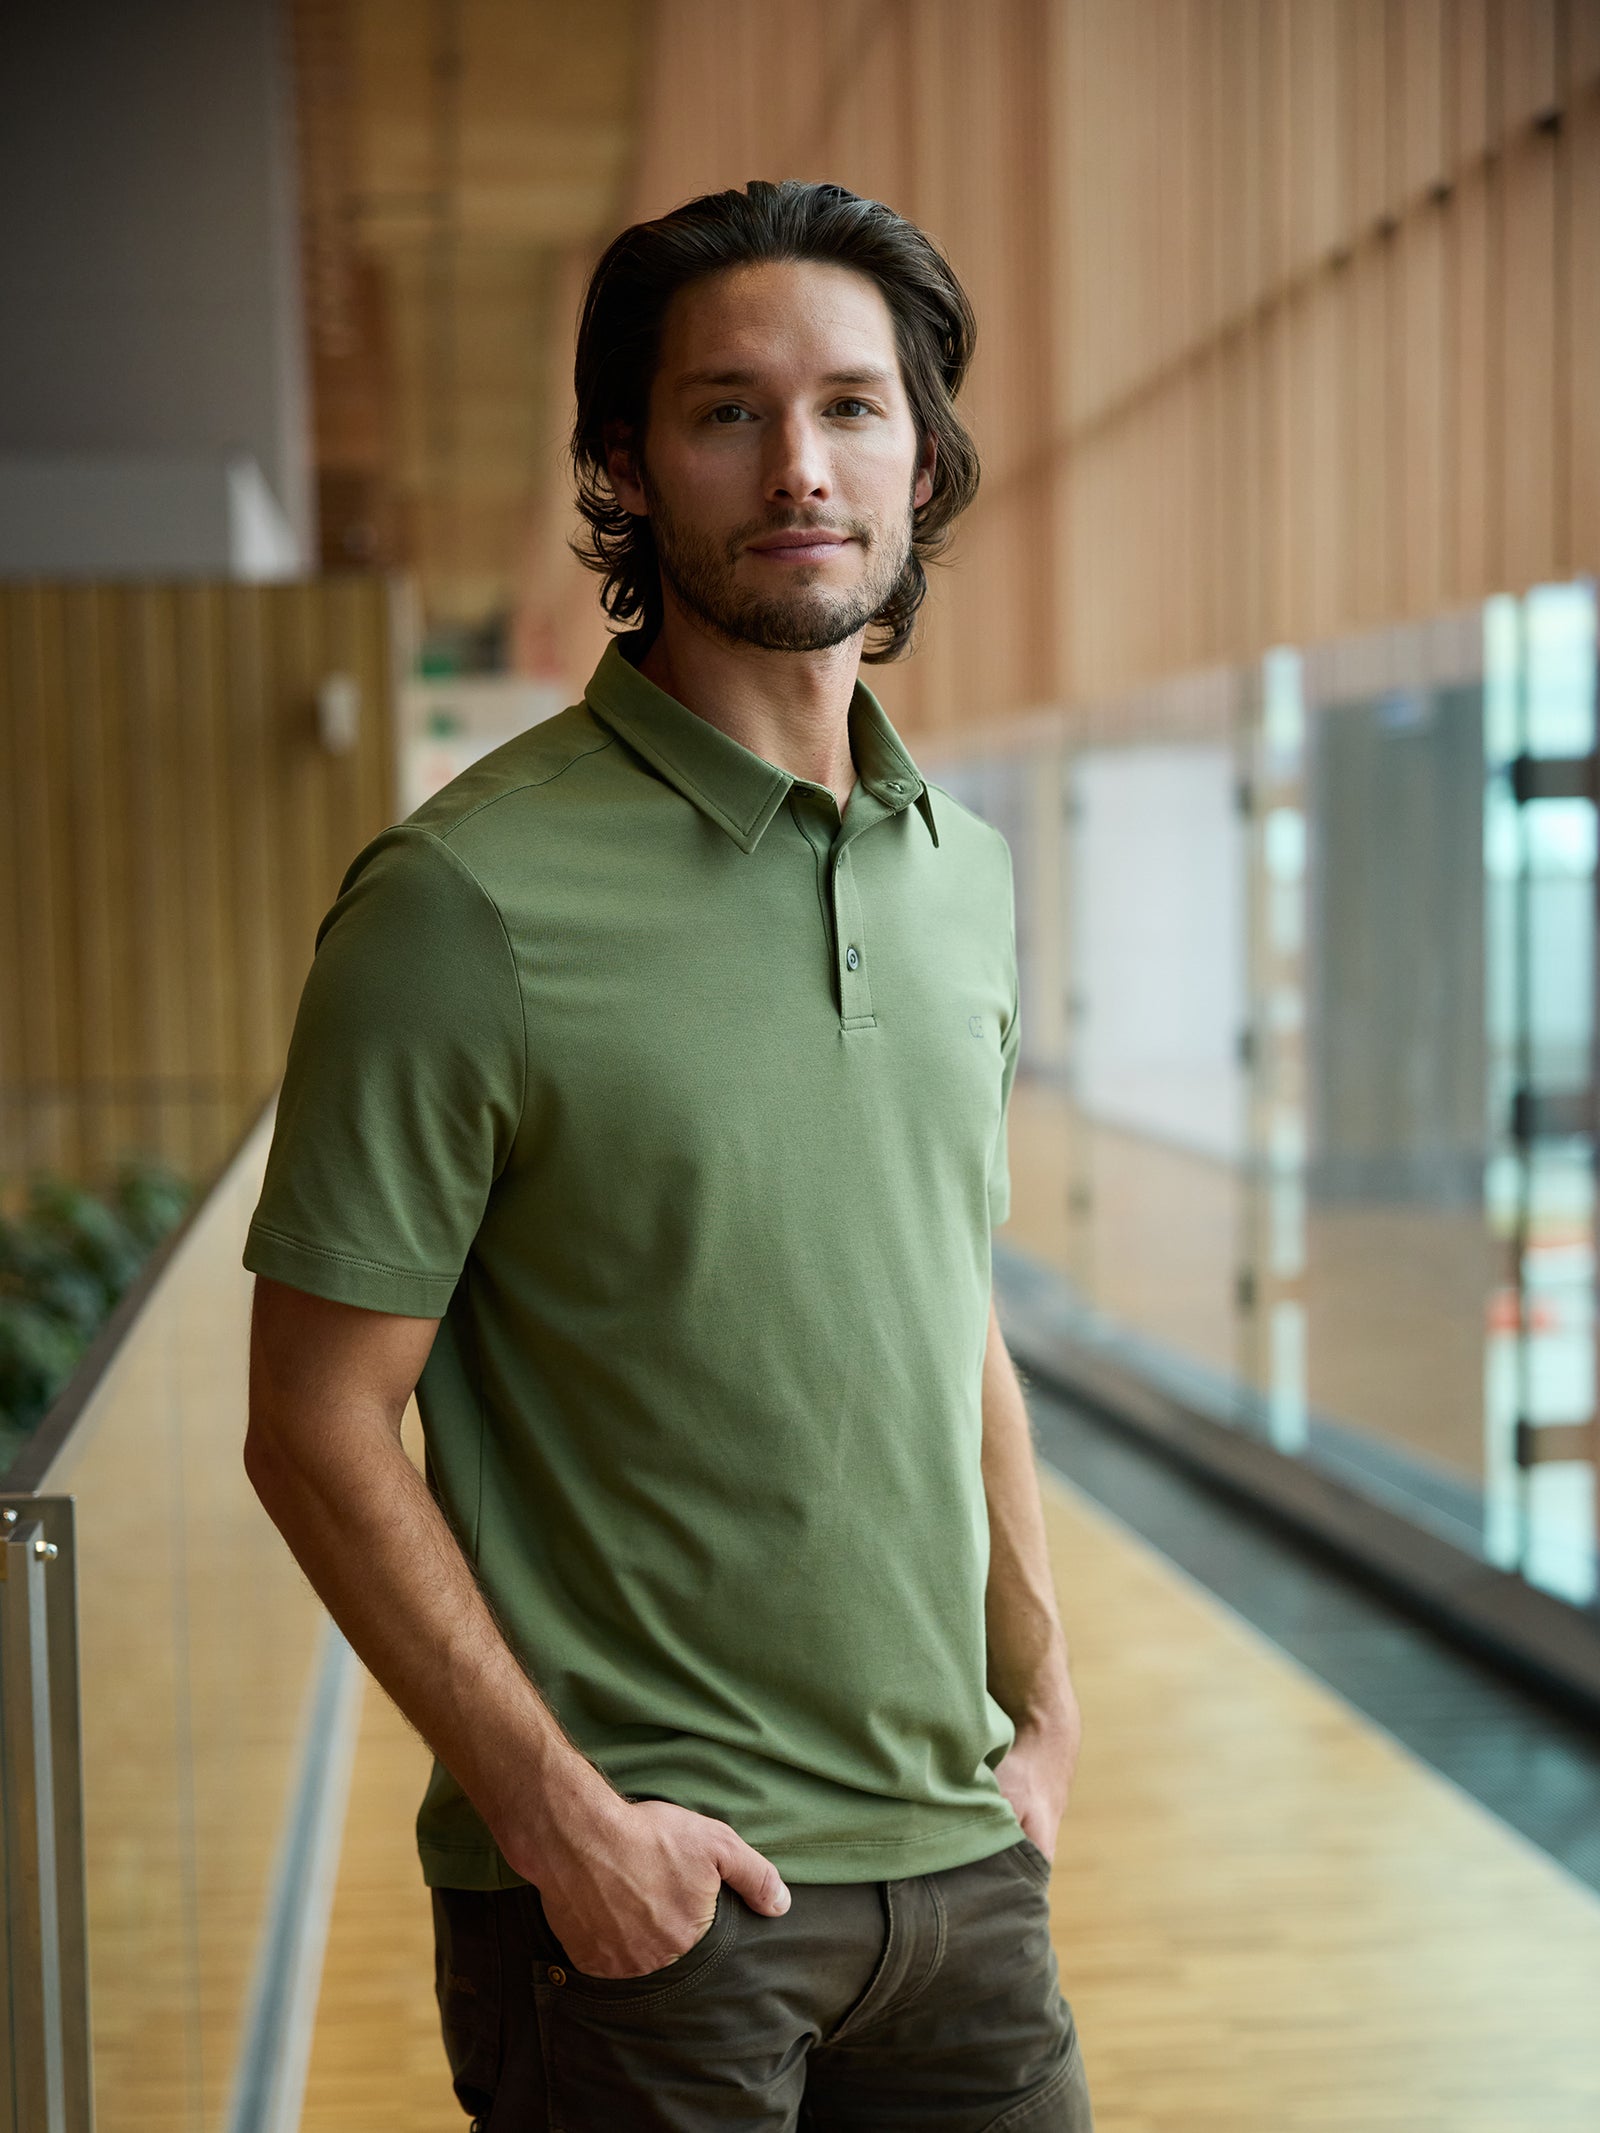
[243,1399,617,1872]
[980,1298,1077,1740]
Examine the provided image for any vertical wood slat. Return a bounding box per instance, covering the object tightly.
[0,577,398,1192]
[1568,33,1600,571]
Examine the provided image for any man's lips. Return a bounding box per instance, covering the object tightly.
[746,531,852,561]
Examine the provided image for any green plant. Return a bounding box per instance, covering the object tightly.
[0,1154,193,1476]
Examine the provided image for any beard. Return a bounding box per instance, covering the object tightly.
[639,464,916,654]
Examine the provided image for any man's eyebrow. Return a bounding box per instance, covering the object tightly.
[670,366,898,393]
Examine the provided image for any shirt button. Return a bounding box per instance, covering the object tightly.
[845,945,860,970]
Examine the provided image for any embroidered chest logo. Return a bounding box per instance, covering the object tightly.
[968,1014,985,1037]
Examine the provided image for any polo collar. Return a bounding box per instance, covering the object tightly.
[582,630,940,854]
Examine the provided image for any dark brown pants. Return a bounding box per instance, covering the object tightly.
[432,1834,1093,2130]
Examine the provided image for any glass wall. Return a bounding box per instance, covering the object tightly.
[935,583,1599,1615]
[2,1110,334,2131]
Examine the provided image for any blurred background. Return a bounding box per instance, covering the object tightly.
[2,4,1599,2131]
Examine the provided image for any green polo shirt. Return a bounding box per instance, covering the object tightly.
[242,628,1025,1889]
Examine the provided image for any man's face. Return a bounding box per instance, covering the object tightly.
[607,259,937,654]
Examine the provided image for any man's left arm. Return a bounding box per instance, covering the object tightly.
[981,1293,1083,1860]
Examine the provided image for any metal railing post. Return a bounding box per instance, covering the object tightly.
[0,1498,92,2133]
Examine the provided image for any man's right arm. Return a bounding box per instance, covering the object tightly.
[243,1272,789,1973]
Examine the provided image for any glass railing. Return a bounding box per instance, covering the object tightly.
[932,582,1599,1619]
[0,1103,348,2133]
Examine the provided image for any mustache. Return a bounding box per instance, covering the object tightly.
[733,518,869,548]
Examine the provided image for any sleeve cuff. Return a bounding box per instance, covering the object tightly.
[242,1222,459,1318]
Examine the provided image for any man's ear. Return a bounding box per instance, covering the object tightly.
[913,431,938,513]
[604,422,648,516]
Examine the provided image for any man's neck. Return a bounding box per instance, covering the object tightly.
[636,603,862,816]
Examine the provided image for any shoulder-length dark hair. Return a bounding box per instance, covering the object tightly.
[568,178,980,663]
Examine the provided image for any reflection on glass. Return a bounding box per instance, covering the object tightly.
[939,581,1598,1615]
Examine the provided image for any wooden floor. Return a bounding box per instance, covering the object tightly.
[299,1467,1600,2133]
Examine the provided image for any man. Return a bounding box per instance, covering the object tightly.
[243,177,1091,2130]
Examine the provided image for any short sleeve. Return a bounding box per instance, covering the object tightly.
[242,825,525,1317]
[987,847,1020,1230]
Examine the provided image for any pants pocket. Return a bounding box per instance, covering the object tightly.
[534,1883,747,2126]
[432,1887,505,2120]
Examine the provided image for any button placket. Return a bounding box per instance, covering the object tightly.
[832,845,874,1025]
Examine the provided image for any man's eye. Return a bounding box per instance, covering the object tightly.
[832,399,873,417]
[708,405,751,424]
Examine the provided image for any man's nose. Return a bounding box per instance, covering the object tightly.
[763,411,830,503]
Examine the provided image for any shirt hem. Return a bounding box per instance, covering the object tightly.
[417,1806,1025,1893]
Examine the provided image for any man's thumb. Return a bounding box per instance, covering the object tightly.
[725,1841,791,1915]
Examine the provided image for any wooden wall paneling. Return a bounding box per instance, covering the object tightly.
[1150,371,1177,679]
[281,584,328,1034]
[142,592,195,1173]
[221,587,279,1115]
[41,590,83,1177]
[0,600,23,1176]
[1397,0,1446,203]
[1212,329,1236,663]
[1231,0,1264,323]
[1152,2,1182,383]
[54,591,103,1180]
[1116,1,1140,414]
[110,594,152,1172]
[1311,264,1348,639]
[1551,8,1577,579]
[1451,0,1494,167]
[95,595,140,1179]
[617,0,1595,728]
[1004,6,1049,700]
[1259,0,1292,296]
[1305,0,1349,265]
[1237,319,1262,652]
[1240,319,1266,661]
[1071,0,1103,436]
[1065,0,1096,430]
[859,1,910,207]
[9,594,70,1177]
[1499,123,1559,590]
[1280,281,1315,645]
[1566,52,1600,568]
[1283,0,1312,275]
[1573,0,1600,85]
[1093,427,1119,691]
[1187,346,1213,670]
[1258,298,1288,648]
[0,579,397,1192]
[632,0,685,207]
[1152,358,1177,674]
[1041,0,1074,704]
[1399,201,1448,616]
[1449,163,1495,601]
[175,587,232,1180]
[1499,0,1560,132]
[1186,0,1218,367]
[1063,434,1090,696]
[1349,0,1390,233]
[902,0,953,732]
[1347,230,1387,625]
